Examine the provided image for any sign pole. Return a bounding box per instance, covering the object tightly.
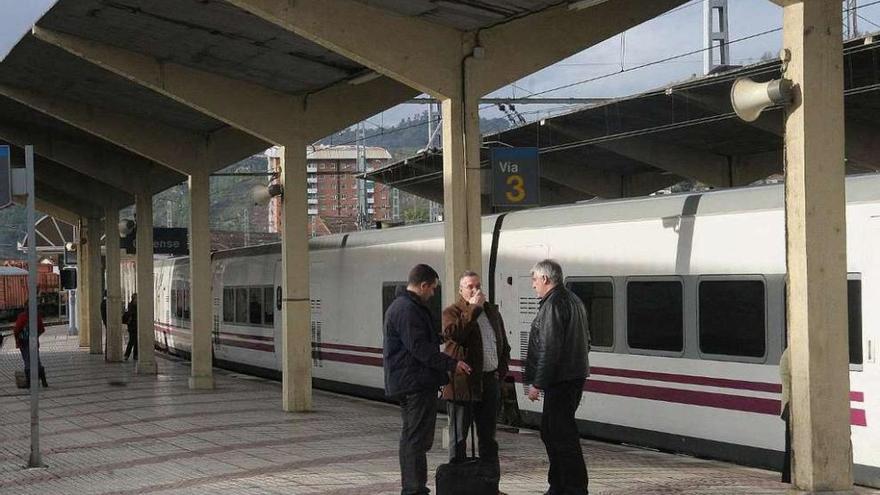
[25,145,42,468]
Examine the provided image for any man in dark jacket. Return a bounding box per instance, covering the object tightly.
[122,293,138,361]
[384,264,471,495]
[525,259,590,495]
[440,271,510,490]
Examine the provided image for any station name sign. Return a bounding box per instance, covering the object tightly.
[491,147,540,207]
[121,227,189,256]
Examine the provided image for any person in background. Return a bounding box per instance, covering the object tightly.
[13,302,49,388]
[383,264,472,495]
[122,293,138,361]
[780,347,792,483]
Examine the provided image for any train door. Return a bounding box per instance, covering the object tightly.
[855,218,880,479]
[273,260,282,370]
[500,244,548,397]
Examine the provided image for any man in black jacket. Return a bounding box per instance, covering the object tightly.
[525,259,590,495]
[384,264,471,495]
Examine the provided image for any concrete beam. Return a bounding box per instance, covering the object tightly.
[6,143,132,206]
[0,119,178,194]
[782,1,854,491]
[472,0,688,95]
[33,28,417,144]
[22,181,102,219]
[0,84,201,174]
[0,84,266,175]
[34,199,79,225]
[596,138,731,187]
[222,0,462,97]
[540,161,624,198]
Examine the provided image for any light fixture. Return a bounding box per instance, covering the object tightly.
[252,183,284,206]
[118,219,136,237]
[64,241,77,253]
[568,0,612,11]
[730,77,793,122]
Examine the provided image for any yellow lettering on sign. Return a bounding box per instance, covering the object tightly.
[506,174,526,203]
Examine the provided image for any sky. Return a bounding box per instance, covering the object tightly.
[0,0,57,61]
[2,0,880,132]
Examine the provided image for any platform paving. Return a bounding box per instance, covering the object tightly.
[1,326,876,495]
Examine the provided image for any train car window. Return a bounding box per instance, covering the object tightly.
[223,288,235,322]
[183,287,191,320]
[382,282,406,320]
[381,282,443,329]
[235,288,248,323]
[698,280,766,358]
[264,287,275,325]
[248,288,263,325]
[627,280,683,352]
[782,277,863,366]
[171,289,178,317]
[848,279,863,366]
[566,280,613,348]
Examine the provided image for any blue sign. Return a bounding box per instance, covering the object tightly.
[0,145,11,209]
[491,147,540,207]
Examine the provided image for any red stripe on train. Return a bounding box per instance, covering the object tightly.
[507,371,867,426]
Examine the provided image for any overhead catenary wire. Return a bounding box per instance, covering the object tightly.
[324,0,880,158]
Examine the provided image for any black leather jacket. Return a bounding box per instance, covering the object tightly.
[524,285,590,388]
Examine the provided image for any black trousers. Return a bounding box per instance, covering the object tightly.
[20,344,47,386]
[541,378,588,495]
[124,329,138,360]
[398,390,437,495]
[447,372,501,482]
[782,405,792,483]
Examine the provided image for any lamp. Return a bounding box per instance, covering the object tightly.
[730,77,793,122]
[252,183,284,206]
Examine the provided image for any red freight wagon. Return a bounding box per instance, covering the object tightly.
[0,266,28,321]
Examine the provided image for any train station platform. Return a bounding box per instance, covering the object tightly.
[0,326,876,495]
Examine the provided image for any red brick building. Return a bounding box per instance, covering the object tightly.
[267,146,396,236]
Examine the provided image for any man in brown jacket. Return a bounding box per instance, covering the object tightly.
[441,271,511,488]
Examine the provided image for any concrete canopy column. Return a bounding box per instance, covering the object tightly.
[441,88,483,299]
[782,1,854,493]
[280,141,311,412]
[87,216,103,355]
[135,190,157,375]
[188,168,214,389]
[105,203,123,362]
[77,217,89,348]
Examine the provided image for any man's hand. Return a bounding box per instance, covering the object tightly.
[455,360,473,375]
[468,289,486,307]
[527,385,541,402]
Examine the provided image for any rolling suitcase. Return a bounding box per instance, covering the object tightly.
[435,384,499,495]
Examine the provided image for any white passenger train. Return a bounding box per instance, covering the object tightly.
[146,175,879,487]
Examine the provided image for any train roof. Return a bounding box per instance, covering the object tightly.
[0,266,28,276]
[210,174,880,258]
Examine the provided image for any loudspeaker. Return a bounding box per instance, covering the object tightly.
[60,266,77,290]
[730,77,793,122]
